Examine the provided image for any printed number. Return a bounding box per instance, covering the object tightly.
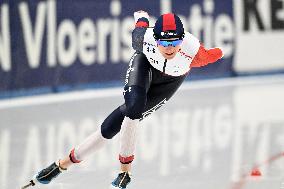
[147,47,156,54]
[150,58,159,64]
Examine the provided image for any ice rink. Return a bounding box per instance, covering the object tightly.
[0,75,284,189]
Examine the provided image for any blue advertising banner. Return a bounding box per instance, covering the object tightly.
[0,0,234,96]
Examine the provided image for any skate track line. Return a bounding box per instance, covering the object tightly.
[230,152,284,189]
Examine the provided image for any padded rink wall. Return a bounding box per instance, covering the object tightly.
[0,0,284,97]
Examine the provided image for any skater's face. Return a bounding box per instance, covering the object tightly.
[157,38,182,60]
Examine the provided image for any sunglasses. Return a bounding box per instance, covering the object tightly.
[156,39,183,47]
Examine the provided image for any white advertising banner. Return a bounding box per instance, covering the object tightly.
[233,0,284,73]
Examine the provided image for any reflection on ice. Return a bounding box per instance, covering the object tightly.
[0,76,283,189]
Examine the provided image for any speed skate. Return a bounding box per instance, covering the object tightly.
[21,162,63,189]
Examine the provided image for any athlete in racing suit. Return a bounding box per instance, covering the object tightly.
[22,11,223,189]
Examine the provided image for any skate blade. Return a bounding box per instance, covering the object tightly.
[21,180,35,189]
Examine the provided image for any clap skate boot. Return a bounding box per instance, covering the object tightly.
[35,162,65,184]
[21,161,66,189]
[111,171,132,189]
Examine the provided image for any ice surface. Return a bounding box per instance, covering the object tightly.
[0,76,283,189]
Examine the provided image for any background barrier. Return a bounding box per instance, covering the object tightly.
[0,0,283,98]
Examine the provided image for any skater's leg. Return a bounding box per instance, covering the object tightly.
[113,115,141,187]
[101,106,125,139]
[111,53,150,188]
[58,128,106,168]
[117,72,187,173]
[59,126,107,168]
[25,107,125,187]
[117,74,187,170]
[117,52,150,171]
[118,117,139,170]
[60,107,125,168]
[118,85,147,168]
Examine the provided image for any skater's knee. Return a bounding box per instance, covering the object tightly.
[124,85,147,119]
[101,107,125,139]
[101,125,120,139]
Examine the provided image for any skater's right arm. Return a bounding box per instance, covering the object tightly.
[132,11,149,52]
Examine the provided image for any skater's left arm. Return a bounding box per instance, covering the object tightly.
[132,11,149,52]
[190,45,224,68]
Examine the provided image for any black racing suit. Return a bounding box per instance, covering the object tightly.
[101,27,187,139]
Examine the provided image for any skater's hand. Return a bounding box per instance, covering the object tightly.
[190,45,224,68]
[134,10,149,23]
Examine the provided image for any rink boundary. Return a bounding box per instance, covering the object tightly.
[1,74,284,109]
